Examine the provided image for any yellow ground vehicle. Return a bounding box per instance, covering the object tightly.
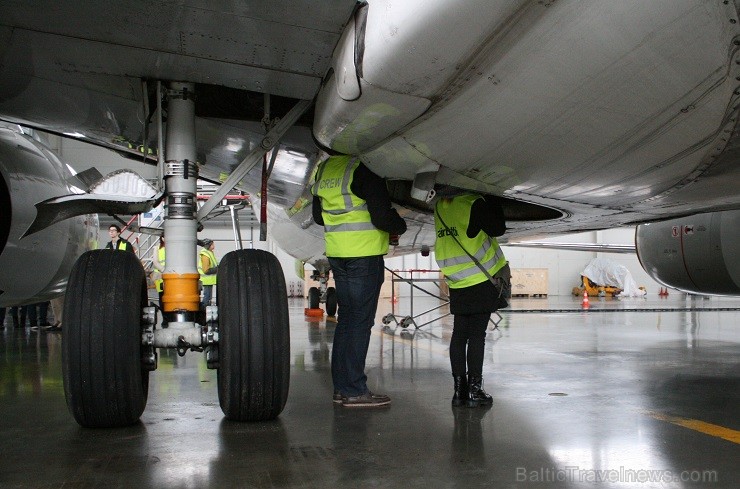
[573,276,622,297]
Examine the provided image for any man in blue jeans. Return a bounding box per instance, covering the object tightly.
[312,154,406,407]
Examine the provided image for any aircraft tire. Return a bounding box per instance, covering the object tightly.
[325,287,337,316]
[62,250,149,428]
[307,286,320,309]
[217,249,290,421]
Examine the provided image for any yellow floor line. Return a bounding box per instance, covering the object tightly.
[643,410,740,444]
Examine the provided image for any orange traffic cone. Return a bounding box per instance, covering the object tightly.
[582,290,590,309]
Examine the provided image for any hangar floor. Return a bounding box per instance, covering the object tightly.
[1,294,738,488]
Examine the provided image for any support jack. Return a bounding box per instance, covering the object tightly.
[383,268,502,331]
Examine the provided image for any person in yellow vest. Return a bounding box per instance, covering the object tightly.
[153,236,166,309]
[312,153,407,408]
[198,238,218,308]
[105,224,135,252]
[434,192,510,407]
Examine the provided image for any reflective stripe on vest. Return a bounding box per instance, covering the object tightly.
[434,193,506,289]
[198,248,218,286]
[311,155,388,257]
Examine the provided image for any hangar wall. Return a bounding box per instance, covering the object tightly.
[382,230,660,297]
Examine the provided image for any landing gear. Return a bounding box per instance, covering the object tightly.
[216,250,290,421]
[325,287,337,317]
[308,286,320,309]
[307,268,336,315]
[60,83,307,428]
[62,251,149,428]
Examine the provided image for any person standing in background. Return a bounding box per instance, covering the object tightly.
[105,224,135,252]
[153,236,166,310]
[28,301,50,331]
[48,295,64,332]
[198,239,218,308]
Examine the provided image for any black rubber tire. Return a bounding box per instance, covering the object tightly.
[325,287,338,317]
[62,250,149,428]
[308,286,320,309]
[217,250,290,421]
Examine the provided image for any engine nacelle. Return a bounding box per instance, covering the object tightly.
[0,124,98,306]
[636,210,740,296]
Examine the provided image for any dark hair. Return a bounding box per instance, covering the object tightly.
[109,224,121,232]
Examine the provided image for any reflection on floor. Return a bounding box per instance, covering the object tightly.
[1,294,738,488]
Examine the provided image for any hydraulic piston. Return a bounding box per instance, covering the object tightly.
[160,82,201,316]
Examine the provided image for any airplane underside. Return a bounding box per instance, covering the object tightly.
[1,1,740,426]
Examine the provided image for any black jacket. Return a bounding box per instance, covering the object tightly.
[105,238,134,252]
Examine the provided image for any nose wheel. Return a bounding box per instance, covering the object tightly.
[308,286,320,309]
[62,251,150,428]
[216,249,290,421]
[325,287,337,317]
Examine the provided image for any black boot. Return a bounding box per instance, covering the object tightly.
[467,375,493,407]
[452,375,468,407]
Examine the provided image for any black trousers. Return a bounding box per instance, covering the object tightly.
[450,312,490,377]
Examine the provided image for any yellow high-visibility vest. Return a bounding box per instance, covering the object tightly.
[311,155,388,257]
[434,194,506,289]
[198,248,218,286]
[155,247,165,293]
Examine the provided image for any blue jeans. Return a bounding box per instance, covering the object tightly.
[202,285,214,308]
[329,255,385,397]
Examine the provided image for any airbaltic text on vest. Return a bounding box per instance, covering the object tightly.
[515,466,718,484]
[436,227,458,238]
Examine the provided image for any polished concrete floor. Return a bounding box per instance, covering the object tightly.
[0,294,739,488]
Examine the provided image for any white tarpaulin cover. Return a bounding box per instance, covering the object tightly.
[582,257,646,297]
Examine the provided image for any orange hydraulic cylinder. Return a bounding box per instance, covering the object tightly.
[161,273,201,312]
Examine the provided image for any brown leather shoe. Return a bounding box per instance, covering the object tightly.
[341,391,391,408]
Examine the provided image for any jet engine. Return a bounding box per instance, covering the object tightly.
[635,210,740,296]
[0,124,98,306]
